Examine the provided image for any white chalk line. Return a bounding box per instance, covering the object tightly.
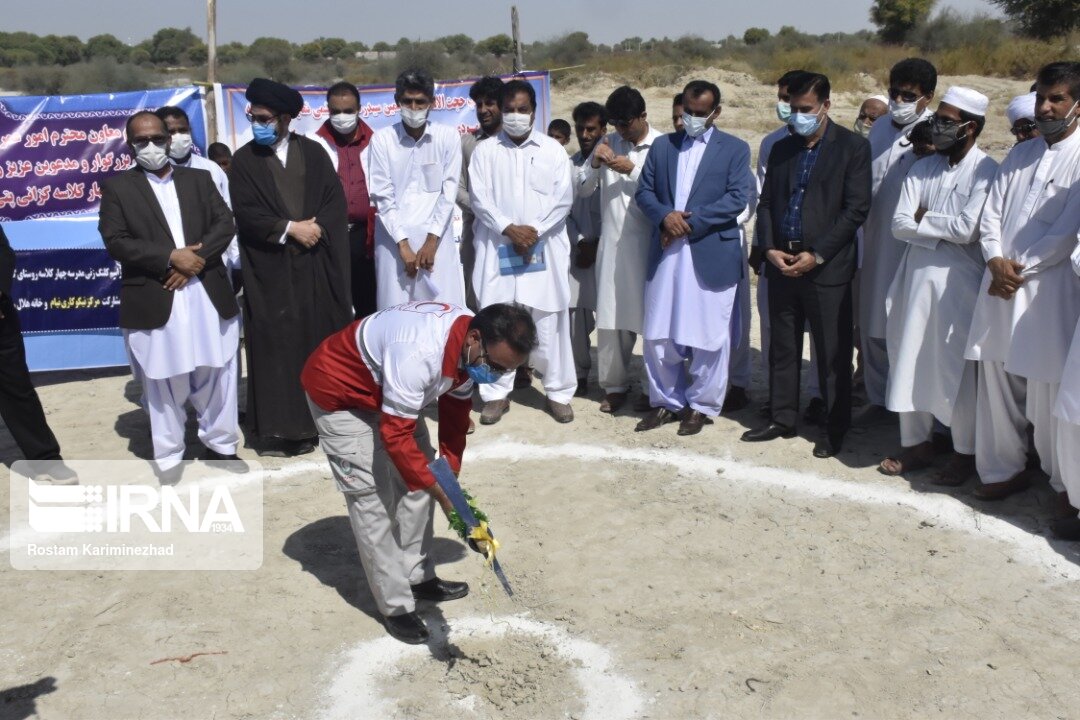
[322,614,644,720]
[466,439,1080,583]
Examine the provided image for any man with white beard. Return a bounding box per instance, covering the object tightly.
[880,87,997,484]
[858,58,937,425]
[468,79,576,424]
[965,61,1080,501]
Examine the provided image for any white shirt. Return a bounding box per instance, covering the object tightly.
[359,301,474,419]
[125,169,239,379]
[367,122,465,309]
[468,128,574,313]
[576,124,663,332]
[1054,241,1080,424]
[860,111,933,339]
[966,129,1080,383]
[884,148,998,420]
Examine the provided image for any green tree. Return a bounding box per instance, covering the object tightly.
[84,34,129,63]
[319,37,349,59]
[618,36,643,51]
[476,33,514,57]
[372,41,392,52]
[247,37,294,78]
[42,35,84,65]
[871,0,937,43]
[297,41,324,62]
[217,42,247,64]
[186,43,208,65]
[437,34,474,55]
[148,27,201,65]
[989,0,1078,39]
[743,27,771,45]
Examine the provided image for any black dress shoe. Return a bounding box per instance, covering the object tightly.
[412,577,470,602]
[574,378,589,398]
[722,386,750,413]
[741,423,796,442]
[635,407,678,432]
[678,409,714,436]
[383,611,430,645]
[803,397,827,425]
[1050,515,1080,541]
[632,394,653,412]
[813,435,844,458]
[204,448,250,473]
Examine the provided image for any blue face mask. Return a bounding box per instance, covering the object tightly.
[463,341,504,385]
[252,121,279,146]
[776,101,791,123]
[789,108,824,137]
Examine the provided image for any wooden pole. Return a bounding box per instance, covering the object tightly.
[511,6,523,73]
[205,0,218,143]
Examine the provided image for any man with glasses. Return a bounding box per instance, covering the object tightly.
[99,111,240,475]
[229,77,353,457]
[854,95,889,138]
[881,87,998,483]
[301,301,535,644]
[1006,92,1039,146]
[859,58,937,427]
[966,61,1080,504]
[369,69,464,310]
[577,86,663,414]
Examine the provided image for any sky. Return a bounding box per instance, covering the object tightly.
[8,0,1002,47]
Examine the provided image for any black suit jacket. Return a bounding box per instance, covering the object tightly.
[755,119,871,286]
[99,166,238,330]
[0,226,15,298]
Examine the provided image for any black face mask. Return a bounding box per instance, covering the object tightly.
[1035,101,1079,141]
[930,118,970,152]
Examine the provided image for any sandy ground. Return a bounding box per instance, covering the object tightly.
[1,70,1077,719]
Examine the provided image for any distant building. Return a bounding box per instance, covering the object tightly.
[355,51,398,61]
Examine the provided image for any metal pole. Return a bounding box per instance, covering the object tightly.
[205,0,218,143]
[511,6,523,73]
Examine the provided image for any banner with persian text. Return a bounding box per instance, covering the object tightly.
[0,87,206,222]
[213,72,551,150]
[10,249,121,333]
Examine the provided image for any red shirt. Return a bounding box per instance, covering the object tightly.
[301,304,474,491]
[316,119,377,257]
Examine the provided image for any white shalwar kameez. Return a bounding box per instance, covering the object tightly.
[885,148,998,453]
[468,128,576,404]
[1053,242,1080,510]
[965,129,1080,488]
[368,122,464,309]
[576,125,662,393]
[644,128,738,417]
[861,110,933,406]
[125,170,240,470]
[568,151,601,382]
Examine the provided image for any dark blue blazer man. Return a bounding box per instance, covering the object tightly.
[633,79,752,436]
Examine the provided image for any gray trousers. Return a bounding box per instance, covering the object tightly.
[598,328,642,393]
[306,396,436,617]
[569,307,595,381]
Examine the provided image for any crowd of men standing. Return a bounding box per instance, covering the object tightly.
[4,60,1078,543]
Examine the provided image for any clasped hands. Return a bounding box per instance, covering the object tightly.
[766,248,817,277]
[164,242,204,291]
[399,234,439,278]
[987,257,1024,300]
[503,224,539,256]
[591,138,635,175]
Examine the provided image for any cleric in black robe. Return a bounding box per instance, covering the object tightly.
[230,78,352,457]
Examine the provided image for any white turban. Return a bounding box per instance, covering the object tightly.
[941,86,989,117]
[1006,92,1037,126]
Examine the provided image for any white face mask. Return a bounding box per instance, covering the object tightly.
[401,107,428,129]
[682,109,715,139]
[167,132,192,160]
[330,112,358,134]
[502,112,533,138]
[135,141,170,172]
[889,98,923,126]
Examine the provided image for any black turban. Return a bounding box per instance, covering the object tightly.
[245,77,303,117]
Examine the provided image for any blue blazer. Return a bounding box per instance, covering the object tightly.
[635,129,753,290]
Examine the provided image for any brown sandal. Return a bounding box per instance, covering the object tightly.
[879,443,934,476]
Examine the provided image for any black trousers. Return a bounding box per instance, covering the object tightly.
[349,222,377,319]
[767,274,853,438]
[0,295,61,460]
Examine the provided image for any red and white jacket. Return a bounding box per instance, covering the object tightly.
[301,301,474,491]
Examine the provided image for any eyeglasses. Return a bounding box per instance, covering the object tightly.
[887,87,922,104]
[246,112,278,124]
[613,117,638,129]
[857,111,882,121]
[476,341,510,376]
[1010,121,1038,137]
[930,116,967,132]
[131,136,168,149]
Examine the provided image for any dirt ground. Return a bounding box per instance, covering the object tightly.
[2,71,1077,720]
